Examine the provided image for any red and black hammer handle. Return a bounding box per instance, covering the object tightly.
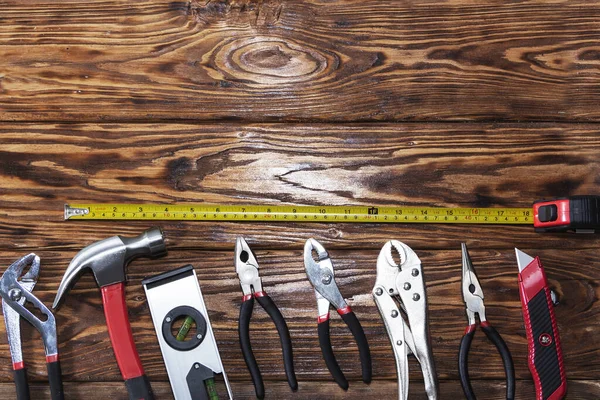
[317,307,372,390]
[102,282,154,400]
[518,257,567,400]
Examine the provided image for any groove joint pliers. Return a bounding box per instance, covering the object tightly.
[0,254,64,400]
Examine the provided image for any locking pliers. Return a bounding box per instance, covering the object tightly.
[0,254,64,400]
[372,241,438,400]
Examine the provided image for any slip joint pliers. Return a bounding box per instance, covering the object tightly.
[304,238,372,390]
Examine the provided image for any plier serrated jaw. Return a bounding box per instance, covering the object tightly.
[235,237,263,296]
[461,243,486,325]
[303,238,346,312]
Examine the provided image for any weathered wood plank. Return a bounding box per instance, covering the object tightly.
[0,249,596,386]
[1,123,600,251]
[1,1,600,122]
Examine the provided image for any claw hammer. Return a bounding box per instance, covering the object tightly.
[53,227,167,400]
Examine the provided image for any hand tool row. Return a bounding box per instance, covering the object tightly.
[0,227,567,400]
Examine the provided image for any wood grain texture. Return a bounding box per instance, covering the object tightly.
[1,123,600,252]
[2,1,600,398]
[1,1,600,122]
[1,122,599,398]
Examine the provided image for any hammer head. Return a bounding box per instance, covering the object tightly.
[53,227,167,309]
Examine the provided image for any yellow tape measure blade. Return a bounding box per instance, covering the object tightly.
[64,204,533,224]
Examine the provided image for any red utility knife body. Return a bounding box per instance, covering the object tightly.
[515,249,566,400]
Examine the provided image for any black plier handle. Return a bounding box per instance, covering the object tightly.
[239,291,297,399]
[459,321,515,400]
[317,306,372,390]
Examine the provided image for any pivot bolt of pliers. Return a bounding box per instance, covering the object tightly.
[391,310,399,318]
[412,269,419,277]
[321,274,332,285]
[8,288,22,301]
[413,293,421,301]
[403,282,411,290]
[375,287,383,296]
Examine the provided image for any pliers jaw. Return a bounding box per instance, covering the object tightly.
[1,254,40,367]
[374,240,420,295]
[303,238,347,314]
[235,237,263,297]
[461,243,486,325]
[0,254,58,357]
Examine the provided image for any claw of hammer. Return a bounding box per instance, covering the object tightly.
[53,227,167,400]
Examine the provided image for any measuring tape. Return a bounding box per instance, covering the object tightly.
[65,203,532,224]
[64,196,600,233]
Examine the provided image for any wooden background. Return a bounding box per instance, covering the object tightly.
[1,1,599,399]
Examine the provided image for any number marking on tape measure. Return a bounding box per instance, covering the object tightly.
[65,204,533,224]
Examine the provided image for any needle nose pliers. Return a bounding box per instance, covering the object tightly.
[0,254,64,400]
[235,237,297,399]
[304,238,372,390]
[459,243,515,400]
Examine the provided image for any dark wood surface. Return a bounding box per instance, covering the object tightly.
[1,2,599,399]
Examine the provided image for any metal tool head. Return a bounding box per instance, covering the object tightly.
[304,238,347,311]
[235,237,262,296]
[0,254,58,358]
[375,240,420,294]
[515,248,534,272]
[53,227,167,309]
[461,243,486,324]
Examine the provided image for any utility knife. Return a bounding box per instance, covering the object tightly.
[515,249,566,400]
